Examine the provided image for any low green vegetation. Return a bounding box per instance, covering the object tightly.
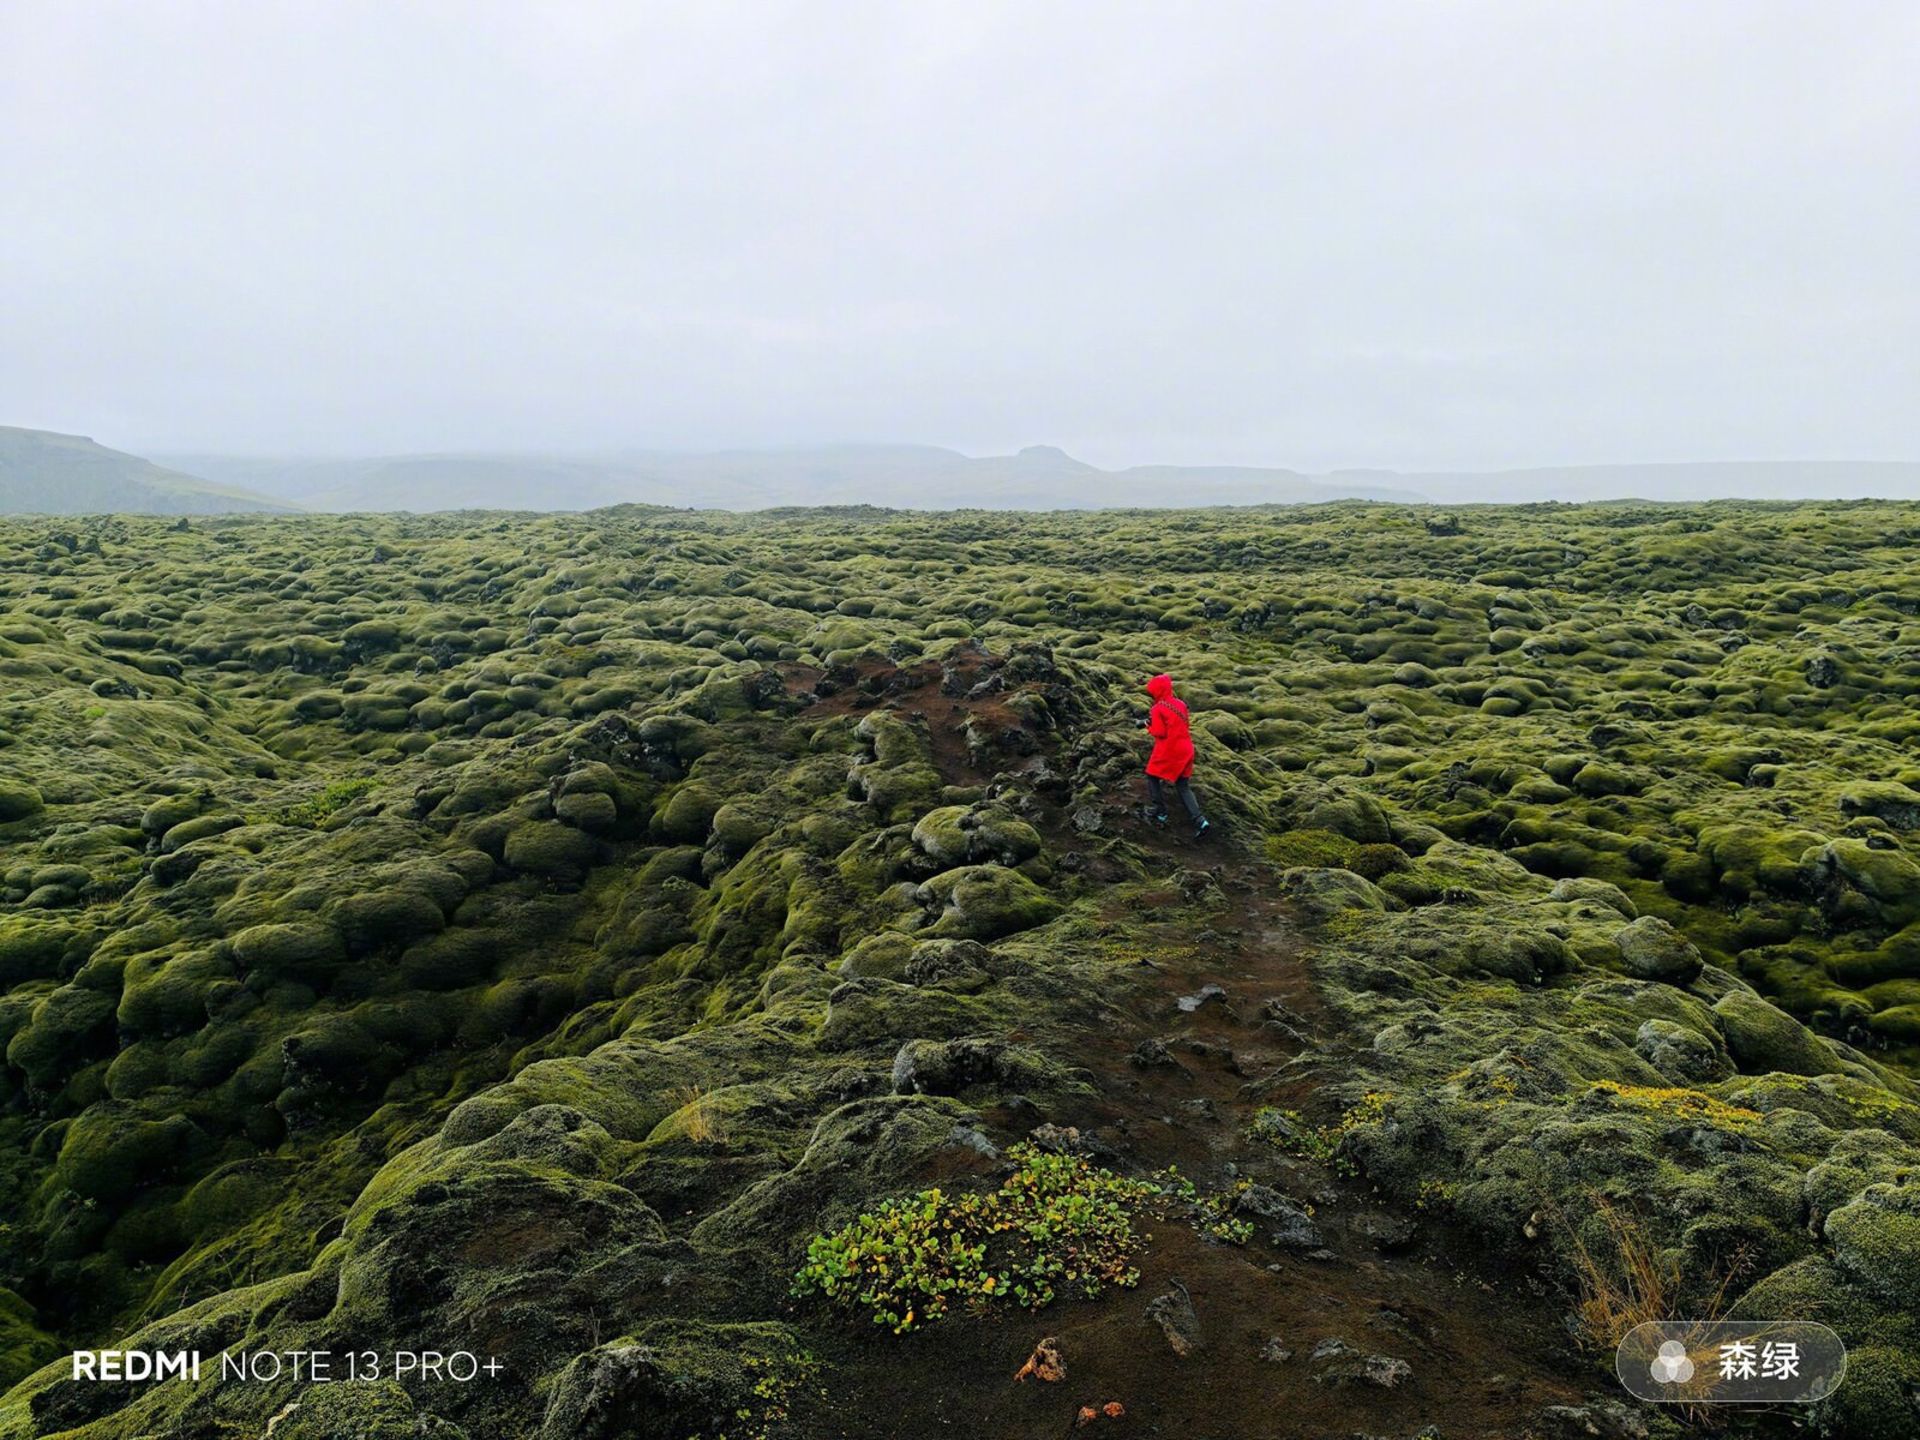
[792,1142,1154,1332]
[257,776,379,828]
[1,499,1918,1436]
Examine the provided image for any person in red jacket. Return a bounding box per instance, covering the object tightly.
[1142,673,1210,837]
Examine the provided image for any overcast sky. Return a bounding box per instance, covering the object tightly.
[2,2,1915,470]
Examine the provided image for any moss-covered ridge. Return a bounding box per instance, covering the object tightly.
[1270,838,1920,1435]
[3,502,1920,1435]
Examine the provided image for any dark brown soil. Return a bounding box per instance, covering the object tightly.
[778,644,1037,791]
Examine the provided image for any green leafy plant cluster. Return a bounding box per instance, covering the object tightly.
[1247,1106,1334,1161]
[791,1143,1155,1332]
[1247,1093,1391,1176]
[1152,1165,1257,1245]
[719,1347,821,1440]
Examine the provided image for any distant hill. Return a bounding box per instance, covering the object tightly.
[1341,461,1920,504]
[157,450,1920,513]
[158,444,1422,511]
[0,427,294,515]
[159,453,640,513]
[30,436,1920,514]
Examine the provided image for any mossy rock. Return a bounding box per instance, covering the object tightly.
[1811,1344,1920,1440]
[154,812,245,853]
[1807,840,1920,926]
[279,1016,393,1106]
[537,1320,805,1440]
[1265,828,1360,871]
[600,897,696,960]
[1830,926,1920,988]
[837,930,916,980]
[1727,1253,1881,1332]
[0,782,45,824]
[266,1380,468,1438]
[1304,792,1392,844]
[1840,781,1920,831]
[230,921,347,981]
[1824,1177,1920,1305]
[328,890,447,956]
[0,1287,59,1390]
[6,984,117,1088]
[920,865,1060,941]
[1802,1129,1920,1223]
[1341,843,1405,881]
[49,1105,204,1203]
[397,928,503,990]
[1867,1005,1920,1045]
[1194,711,1255,750]
[1279,866,1387,916]
[1714,989,1842,1077]
[31,863,91,892]
[1454,926,1575,983]
[890,1036,1049,1096]
[139,793,202,838]
[910,805,1042,870]
[690,1095,960,1253]
[1548,877,1637,918]
[1613,916,1704,985]
[654,781,721,844]
[707,801,773,853]
[557,761,620,796]
[342,692,412,731]
[1569,760,1642,797]
[1508,775,1572,803]
[555,789,619,833]
[0,918,83,985]
[909,805,974,867]
[901,938,997,990]
[504,820,600,881]
[1633,1018,1733,1083]
[116,949,232,1036]
[291,690,346,721]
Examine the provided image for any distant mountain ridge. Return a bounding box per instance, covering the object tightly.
[9,430,1920,515]
[157,449,1920,512]
[160,443,1421,512]
[0,427,294,515]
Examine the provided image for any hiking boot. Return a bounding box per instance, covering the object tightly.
[1151,812,1169,826]
[1194,817,1211,839]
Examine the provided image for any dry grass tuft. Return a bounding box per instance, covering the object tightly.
[1553,1192,1748,1352]
[665,1085,723,1144]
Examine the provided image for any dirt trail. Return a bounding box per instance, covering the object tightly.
[787,659,1603,1438]
[809,853,1596,1439]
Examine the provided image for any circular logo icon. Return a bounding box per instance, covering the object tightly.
[1649,1340,1694,1384]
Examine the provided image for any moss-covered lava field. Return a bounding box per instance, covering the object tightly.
[2,501,1919,1438]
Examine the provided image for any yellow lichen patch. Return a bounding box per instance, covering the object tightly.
[1587,1080,1763,1128]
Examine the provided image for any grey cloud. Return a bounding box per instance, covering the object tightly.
[2,0,1915,470]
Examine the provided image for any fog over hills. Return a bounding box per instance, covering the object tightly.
[0,428,293,515]
[1346,461,1920,505]
[7,431,1919,515]
[154,449,1920,512]
[157,444,1424,512]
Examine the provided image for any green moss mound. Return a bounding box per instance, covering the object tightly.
[4,501,1920,1437]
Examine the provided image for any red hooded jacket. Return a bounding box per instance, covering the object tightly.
[1144,674,1195,780]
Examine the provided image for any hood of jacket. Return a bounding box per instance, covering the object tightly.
[1145,673,1175,701]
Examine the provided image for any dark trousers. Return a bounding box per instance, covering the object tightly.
[1148,774,1204,822]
